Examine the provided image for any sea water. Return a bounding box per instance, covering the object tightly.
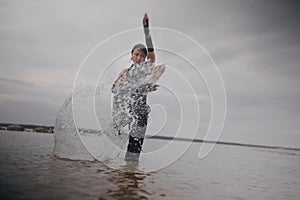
[0,130,300,200]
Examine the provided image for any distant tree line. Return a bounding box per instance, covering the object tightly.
[0,122,54,133]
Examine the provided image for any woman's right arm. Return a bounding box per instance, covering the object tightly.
[113,68,128,85]
[112,68,128,93]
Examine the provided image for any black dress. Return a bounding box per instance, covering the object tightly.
[111,62,153,161]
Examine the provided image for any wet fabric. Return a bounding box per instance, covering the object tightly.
[111,61,155,156]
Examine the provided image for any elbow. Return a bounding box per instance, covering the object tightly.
[150,57,155,63]
[147,52,156,63]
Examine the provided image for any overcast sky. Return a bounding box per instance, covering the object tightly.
[0,0,300,148]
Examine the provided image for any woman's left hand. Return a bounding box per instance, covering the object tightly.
[143,13,149,34]
[142,83,159,92]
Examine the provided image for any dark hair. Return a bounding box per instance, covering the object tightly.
[131,43,147,56]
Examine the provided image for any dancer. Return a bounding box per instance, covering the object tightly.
[112,13,164,161]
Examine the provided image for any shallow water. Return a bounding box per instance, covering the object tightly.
[0,130,299,200]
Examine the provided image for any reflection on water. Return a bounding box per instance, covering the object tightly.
[48,158,156,200]
[100,165,151,200]
[1,130,300,200]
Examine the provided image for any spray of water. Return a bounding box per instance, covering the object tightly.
[53,61,165,165]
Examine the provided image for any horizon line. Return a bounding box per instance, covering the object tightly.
[146,135,300,151]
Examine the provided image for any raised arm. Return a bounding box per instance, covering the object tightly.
[143,13,155,63]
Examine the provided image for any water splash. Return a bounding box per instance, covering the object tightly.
[53,93,95,161]
[53,61,165,165]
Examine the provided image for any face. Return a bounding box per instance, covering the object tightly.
[131,49,146,64]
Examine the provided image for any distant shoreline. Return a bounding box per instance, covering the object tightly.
[1,122,300,152]
[146,135,300,152]
[0,122,54,133]
[0,129,54,135]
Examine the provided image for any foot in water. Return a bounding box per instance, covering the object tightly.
[125,151,141,162]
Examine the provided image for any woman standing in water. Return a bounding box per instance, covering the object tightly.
[112,13,163,162]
